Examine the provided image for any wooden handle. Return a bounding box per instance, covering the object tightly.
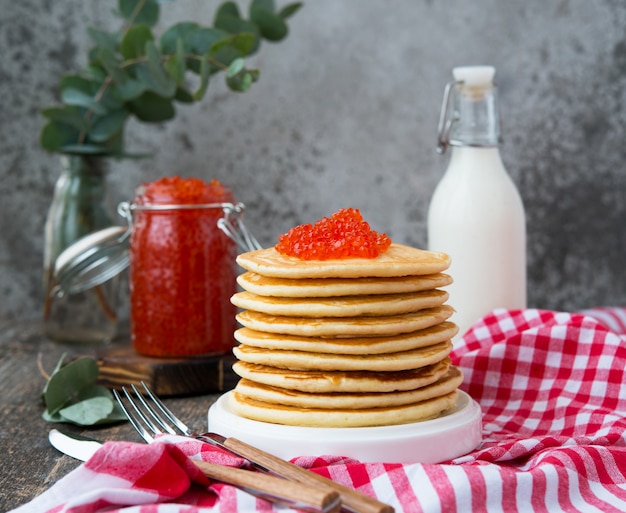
[194,460,341,513]
[223,437,395,513]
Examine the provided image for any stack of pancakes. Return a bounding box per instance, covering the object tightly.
[229,243,463,428]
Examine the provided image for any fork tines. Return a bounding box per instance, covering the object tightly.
[113,383,178,443]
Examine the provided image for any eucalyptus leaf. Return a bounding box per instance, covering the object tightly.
[214,16,261,54]
[83,65,108,82]
[87,27,119,50]
[120,23,154,59]
[160,22,199,54]
[60,75,98,95]
[227,68,259,92]
[97,47,126,83]
[87,46,101,66]
[188,27,231,56]
[135,63,176,98]
[249,7,288,41]
[60,395,125,426]
[163,40,186,85]
[145,40,177,96]
[59,396,114,426]
[42,408,66,423]
[174,87,195,103]
[41,355,128,426]
[209,33,257,68]
[183,27,231,73]
[41,107,88,131]
[79,383,112,399]
[89,110,126,142]
[42,353,69,396]
[250,0,275,15]
[96,45,142,103]
[278,2,303,19]
[193,54,211,101]
[43,357,100,415]
[65,383,126,425]
[99,87,125,111]
[118,0,160,27]
[40,122,81,152]
[215,1,241,21]
[226,57,245,78]
[110,77,147,102]
[61,89,108,115]
[129,91,176,122]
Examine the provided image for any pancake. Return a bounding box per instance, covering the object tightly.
[229,390,459,427]
[232,358,451,393]
[236,306,454,337]
[233,341,453,371]
[234,366,463,409]
[236,243,451,279]
[231,289,449,318]
[233,322,459,354]
[236,272,453,298]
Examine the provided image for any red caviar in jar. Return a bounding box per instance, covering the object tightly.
[275,208,392,260]
[130,176,237,357]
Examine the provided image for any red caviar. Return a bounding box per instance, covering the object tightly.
[275,208,392,260]
[130,176,237,357]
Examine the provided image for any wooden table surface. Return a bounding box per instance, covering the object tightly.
[0,320,230,512]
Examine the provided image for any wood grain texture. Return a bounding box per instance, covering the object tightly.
[0,322,224,512]
[193,461,341,513]
[96,346,239,396]
[223,437,394,513]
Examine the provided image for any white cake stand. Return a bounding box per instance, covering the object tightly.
[208,390,482,464]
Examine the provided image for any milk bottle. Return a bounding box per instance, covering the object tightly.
[428,66,526,340]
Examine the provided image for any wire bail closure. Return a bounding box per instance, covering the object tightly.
[436,80,461,155]
[117,200,262,253]
[217,203,263,252]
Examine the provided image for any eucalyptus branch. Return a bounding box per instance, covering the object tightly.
[37,352,50,381]
[77,75,116,145]
[40,0,302,157]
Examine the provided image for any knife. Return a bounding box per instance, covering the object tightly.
[48,429,340,513]
[49,429,103,461]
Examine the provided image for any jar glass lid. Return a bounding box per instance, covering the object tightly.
[51,226,130,297]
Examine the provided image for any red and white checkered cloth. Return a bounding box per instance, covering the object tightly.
[12,307,626,513]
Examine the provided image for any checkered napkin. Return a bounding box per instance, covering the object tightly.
[11,307,626,513]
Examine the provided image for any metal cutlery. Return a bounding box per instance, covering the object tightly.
[49,428,339,513]
[114,382,395,513]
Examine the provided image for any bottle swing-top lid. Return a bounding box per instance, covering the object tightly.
[437,65,499,154]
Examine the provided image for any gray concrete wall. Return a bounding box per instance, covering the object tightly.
[1,0,625,325]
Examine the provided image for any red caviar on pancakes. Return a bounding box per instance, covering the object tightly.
[275,208,392,260]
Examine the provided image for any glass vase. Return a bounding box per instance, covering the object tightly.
[42,155,119,344]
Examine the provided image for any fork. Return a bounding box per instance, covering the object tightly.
[113,385,340,513]
[115,383,394,513]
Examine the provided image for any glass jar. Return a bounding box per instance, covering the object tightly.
[128,177,238,357]
[43,155,119,344]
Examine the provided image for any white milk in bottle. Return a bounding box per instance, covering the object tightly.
[428,66,526,340]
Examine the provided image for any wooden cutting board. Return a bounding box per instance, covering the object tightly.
[96,346,239,396]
